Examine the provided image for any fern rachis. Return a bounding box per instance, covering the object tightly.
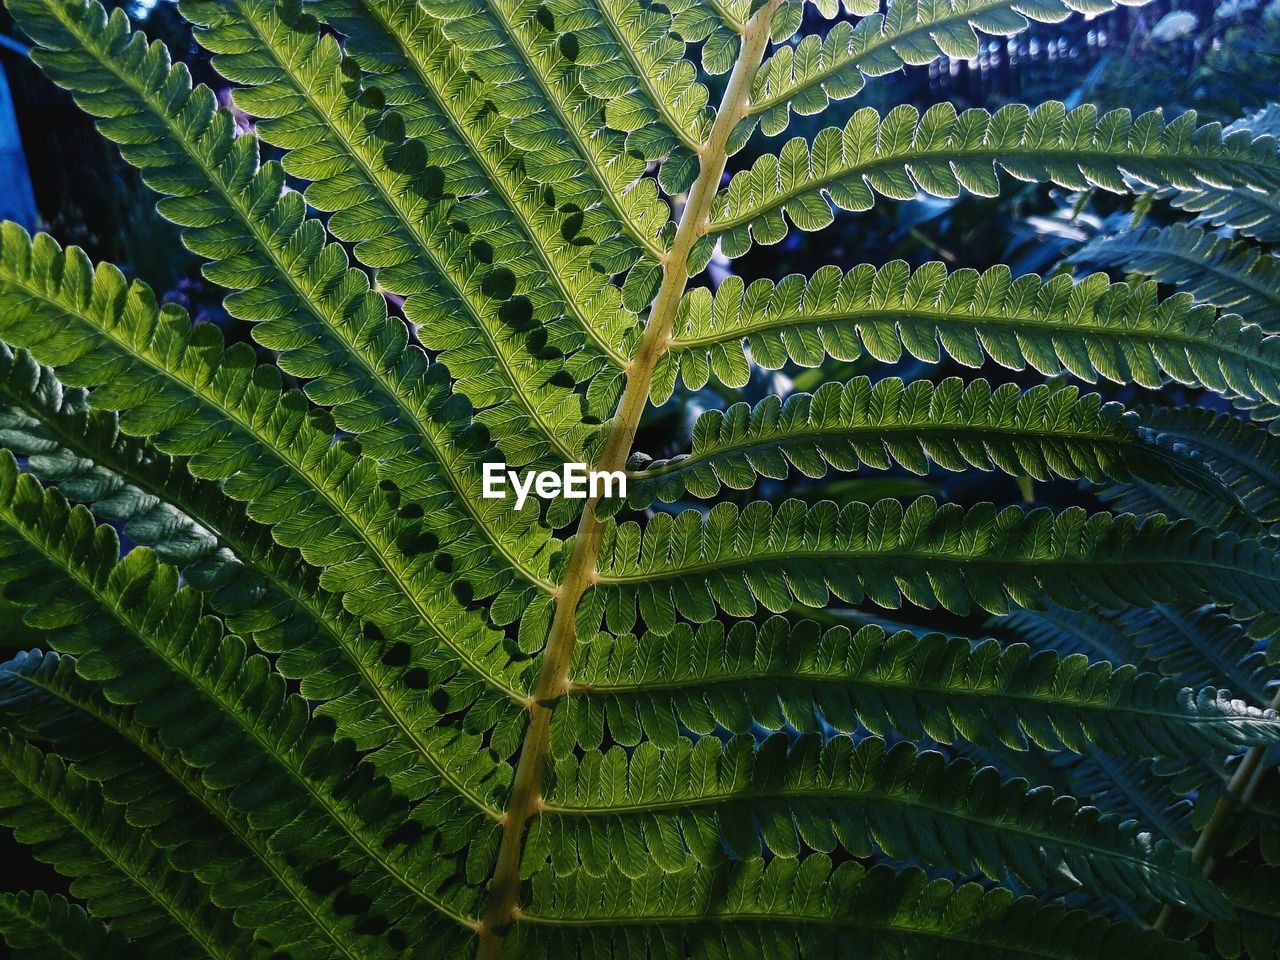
[1,0,1280,958]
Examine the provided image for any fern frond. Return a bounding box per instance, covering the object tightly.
[0,344,216,564]
[302,0,658,432]
[1142,408,1280,528]
[585,498,1280,631]
[1051,751,1194,844]
[1000,603,1271,707]
[658,261,1280,406]
[0,890,127,960]
[0,224,536,706]
[0,650,401,960]
[0,463,488,944]
[1074,224,1280,330]
[1115,606,1272,705]
[0,344,498,803]
[1097,406,1280,538]
[0,733,252,959]
[1151,103,1280,243]
[295,0,675,335]
[710,103,1280,257]
[746,1,1149,139]
[8,0,596,496]
[515,860,1199,960]
[574,0,711,165]
[664,0,748,74]
[624,377,1224,506]
[534,733,1224,913]
[560,616,1280,757]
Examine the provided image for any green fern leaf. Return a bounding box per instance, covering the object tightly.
[586,497,1280,630]
[624,377,1227,506]
[658,261,1279,405]
[664,0,749,73]
[711,102,1280,257]
[6,0,597,487]
[0,891,128,960]
[1151,103,1280,243]
[1073,224,1280,329]
[533,732,1225,913]
[0,343,510,803]
[2,0,1278,954]
[1097,406,1280,537]
[0,463,487,948]
[0,733,253,959]
[0,223,538,698]
[746,1,1151,139]
[515,860,1199,959]
[561,616,1280,756]
[0,649,409,960]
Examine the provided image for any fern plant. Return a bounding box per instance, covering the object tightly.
[1,0,1280,957]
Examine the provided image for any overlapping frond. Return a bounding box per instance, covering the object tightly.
[515,860,1198,960]
[7,0,570,592]
[1151,103,1280,242]
[746,1,1150,139]
[0,228,539,837]
[0,734,251,959]
[1115,606,1273,705]
[300,0,652,443]
[176,0,623,465]
[1098,406,1280,538]
[0,891,127,960]
[584,497,1280,631]
[389,0,674,278]
[1000,603,1272,716]
[1073,224,1280,330]
[534,733,1223,913]
[559,616,1280,756]
[0,222,535,679]
[0,650,377,960]
[0,342,513,803]
[659,261,1280,405]
[624,377,1224,506]
[711,102,1280,257]
[0,464,487,949]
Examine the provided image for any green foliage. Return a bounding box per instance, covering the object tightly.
[0,0,1278,958]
